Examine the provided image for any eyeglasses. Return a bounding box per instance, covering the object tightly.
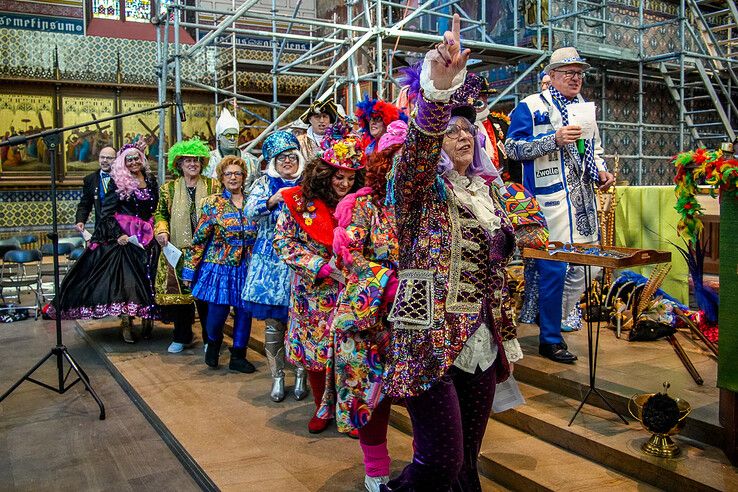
[223,171,244,178]
[552,69,587,81]
[276,153,299,164]
[445,124,477,140]
[99,155,115,161]
[369,116,384,124]
[222,133,238,141]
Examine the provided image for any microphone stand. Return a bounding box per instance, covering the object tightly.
[0,101,174,420]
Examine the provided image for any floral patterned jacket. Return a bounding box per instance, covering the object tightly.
[273,187,339,371]
[385,95,518,398]
[182,190,256,281]
[319,188,397,431]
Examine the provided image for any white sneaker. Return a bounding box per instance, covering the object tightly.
[364,475,389,492]
[168,341,195,354]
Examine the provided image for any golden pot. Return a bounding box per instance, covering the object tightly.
[628,393,691,458]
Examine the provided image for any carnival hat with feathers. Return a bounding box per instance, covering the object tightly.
[299,99,339,124]
[397,62,482,124]
[167,138,211,176]
[319,121,365,171]
[262,130,305,179]
[354,95,407,134]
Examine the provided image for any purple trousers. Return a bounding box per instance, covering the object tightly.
[384,364,498,492]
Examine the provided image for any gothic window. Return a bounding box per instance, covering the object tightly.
[92,0,121,20]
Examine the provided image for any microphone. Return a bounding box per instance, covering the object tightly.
[175,94,187,122]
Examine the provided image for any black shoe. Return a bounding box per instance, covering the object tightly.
[205,338,222,369]
[539,343,578,363]
[229,347,256,373]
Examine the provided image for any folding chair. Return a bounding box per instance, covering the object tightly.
[0,249,43,320]
[12,234,37,248]
[41,242,75,282]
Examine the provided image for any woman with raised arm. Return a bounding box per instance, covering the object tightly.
[382,15,522,491]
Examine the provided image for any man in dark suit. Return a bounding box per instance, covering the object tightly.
[75,146,116,233]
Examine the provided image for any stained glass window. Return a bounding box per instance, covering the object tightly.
[92,0,120,20]
[125,0,153,22]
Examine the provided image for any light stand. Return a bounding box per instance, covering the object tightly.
[0,102,174,420]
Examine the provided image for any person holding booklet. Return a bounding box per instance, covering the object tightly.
[154,138,218,354]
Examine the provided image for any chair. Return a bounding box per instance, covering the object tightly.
[41,242,76,281]
[59,237,85,249]
[12,234,37,247]
[0,249,43,320]
[0,238,21,260]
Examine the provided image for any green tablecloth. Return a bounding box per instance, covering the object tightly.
[719,197,737,392]
[614,186,689,304]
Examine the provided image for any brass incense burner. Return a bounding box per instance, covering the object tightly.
[628,384,691,458]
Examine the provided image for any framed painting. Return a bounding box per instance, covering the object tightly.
[121,98,171,174]
[181,101,216,148]
[62,95,116,175]
[0,93,55,176]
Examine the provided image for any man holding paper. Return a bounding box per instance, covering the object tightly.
[505,47,615,363]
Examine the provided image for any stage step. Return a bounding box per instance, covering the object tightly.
[389,405,657,492]
[493,382,738,491]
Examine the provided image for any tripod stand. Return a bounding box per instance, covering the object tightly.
[0,102,173,419]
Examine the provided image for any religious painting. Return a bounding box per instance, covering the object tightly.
[62,96,116,174]
[181,102,216,149]
[0,93,54,175]
[121,98,170,173]
[234,104,272,146]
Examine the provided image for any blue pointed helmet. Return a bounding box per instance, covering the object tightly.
[262,131,300,163]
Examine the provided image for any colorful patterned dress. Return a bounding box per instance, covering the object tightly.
[182,190,256,308]
[241,174,299,321]
[273,187,339,371]
[319,189,398,432]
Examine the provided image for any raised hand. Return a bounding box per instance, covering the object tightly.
[429,14,471,91]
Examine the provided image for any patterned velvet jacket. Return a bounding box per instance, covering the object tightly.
[182,190,256,281]
[385,95,517,398]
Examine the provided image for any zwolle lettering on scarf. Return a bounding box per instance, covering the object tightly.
[536,167,560,178]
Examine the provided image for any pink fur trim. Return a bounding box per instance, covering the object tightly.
[334,186,373,227]
[332,226,354,265]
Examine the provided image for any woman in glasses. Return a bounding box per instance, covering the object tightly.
[182,155,257,372]
[242,131,307,402]
[382,15,521,490]
[53,144,160,344]
[274,122,365,435]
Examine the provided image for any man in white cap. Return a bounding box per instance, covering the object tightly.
[202,107,260,190]
[505,47,615,364]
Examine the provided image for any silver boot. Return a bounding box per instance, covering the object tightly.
[293,364,309,401]
[264,320,286,402]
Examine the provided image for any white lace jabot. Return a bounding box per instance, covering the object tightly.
[444,170,502,235]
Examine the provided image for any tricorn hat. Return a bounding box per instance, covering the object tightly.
[299,99,339,124]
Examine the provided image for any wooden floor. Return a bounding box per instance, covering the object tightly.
[0,318,200,492]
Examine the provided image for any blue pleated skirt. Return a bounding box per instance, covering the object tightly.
[191,260,249,309]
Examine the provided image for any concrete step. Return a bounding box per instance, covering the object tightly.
[494,382,738,491]
[389,405,657,492]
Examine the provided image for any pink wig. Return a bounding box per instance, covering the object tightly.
[111,146,151,199]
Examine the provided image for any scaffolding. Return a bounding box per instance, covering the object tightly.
[152,0,738,185]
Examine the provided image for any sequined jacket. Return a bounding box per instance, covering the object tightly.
[385,96,517,398]
[182,190,257,282]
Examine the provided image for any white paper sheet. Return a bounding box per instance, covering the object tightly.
[492,374,526,413]
[81,229,92,241]
[127,235,144,249]
[567,101,596,140]
[163,242,182,268]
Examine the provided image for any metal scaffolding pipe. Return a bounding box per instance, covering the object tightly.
[487,53,549,108]
[184,0,261,60]
[245,28,377,151]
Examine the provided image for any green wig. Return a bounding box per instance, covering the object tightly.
[167,138,211,176]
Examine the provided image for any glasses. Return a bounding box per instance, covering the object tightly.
[223,171,244,178]
[369,116,384,124]
[552,69,587,81]
[99,155,115,161]
[276,153,299,164]
[445,124,477,140]
[222,133,238,141]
